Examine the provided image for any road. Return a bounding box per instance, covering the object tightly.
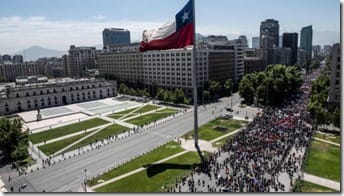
[7,94,242,192]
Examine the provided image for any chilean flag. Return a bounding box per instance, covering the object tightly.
[140,0,194,52]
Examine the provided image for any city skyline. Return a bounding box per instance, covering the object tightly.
[0,0,341,53]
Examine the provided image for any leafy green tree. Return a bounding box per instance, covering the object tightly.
[202,90,210,104]
[224,79,233,96]
[238,75,255,104]
[0,118,28,161]
[119,83,129,94]
[208,80,221,99]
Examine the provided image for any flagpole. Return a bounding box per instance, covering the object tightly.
[192,0,199,149]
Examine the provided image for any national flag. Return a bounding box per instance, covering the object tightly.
[140,0,194,52]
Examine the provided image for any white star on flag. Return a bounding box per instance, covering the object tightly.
[182,11,190,23]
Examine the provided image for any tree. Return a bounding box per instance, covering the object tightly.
[0,118,28,161]
[238,75,255,104]
[119,83,129,94]
[208,80,221,100]
[174,88,187,104]
[224,79,233,96]
[202,90,210,104]
[156,88,165,100]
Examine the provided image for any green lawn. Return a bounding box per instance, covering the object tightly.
[38,132,91,156]
[64,124,130,152]
[126,109,178,126]
[108,107,140,119]
[88,141,184,187]
[314,132,341,144]
[95,152,201,192]
[212,135,235,148]
[294,180,337,192]
[184,118,247,141]
[304,141,341,182]
[134,105,161,114]
[29,118,109,144]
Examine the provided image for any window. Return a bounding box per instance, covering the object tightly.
[26,92,30,97]
[70,87,73,91]
[40,90,43,95]
[16,93,19,98]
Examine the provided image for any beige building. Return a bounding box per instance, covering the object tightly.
[244,57,266,75]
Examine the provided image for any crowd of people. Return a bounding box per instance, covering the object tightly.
[172,69,320,192]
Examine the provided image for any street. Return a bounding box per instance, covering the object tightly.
[5,94,243,192]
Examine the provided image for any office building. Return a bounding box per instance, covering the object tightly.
[64,45,96,77]
[282,33,298,65]
[323,45,332,55]
[2,54,12,63]
[13,55,24,64]
[0,62,46,82]
[252,37,260,49]
[312,45,321,59]
[260,19,280,48]
[238,35,248,48]
[328,43,340,106]
[244,57,265,75]
[273,48,292,66]
[0,77,117,115]
[300,25,313,61]
[298,49,307,66]
[103,28,131,48]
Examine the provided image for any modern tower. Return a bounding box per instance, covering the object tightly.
[282,33,298,65]
[252,37,260,49]
[103,28,131,48]
[238,35,248,48]
[260,19,280,48]
[300,25,313,61]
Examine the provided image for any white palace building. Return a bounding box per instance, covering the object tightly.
[0,76,117,115]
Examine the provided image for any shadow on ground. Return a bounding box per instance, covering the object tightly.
[145,163,195,178]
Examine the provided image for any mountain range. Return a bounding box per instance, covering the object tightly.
[13,46,66,62]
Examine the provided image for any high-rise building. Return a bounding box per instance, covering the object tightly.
[312,45,321,59]
[252,37,260,49]
[273,47,292,66]
[13,55,24,64]
[300,25,313,61]
[64,45,96,78]
[260,19,280,48]
[328,43,340,106]
[103,28,131,48]
[238,35,248,48]
[2,54,12,63]
[279,36,283,48]
[282,33,298,65]
[297,49,307,66]
[323,45,332,55]
[0,55,2,63]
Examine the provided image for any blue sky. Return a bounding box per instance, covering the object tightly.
[0,0,340,53]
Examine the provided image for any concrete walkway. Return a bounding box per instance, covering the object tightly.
[303,173,340,191]
[100,116,136,129]
[210,127,245,143]
[314,137,340,147]
[90,151,189,190]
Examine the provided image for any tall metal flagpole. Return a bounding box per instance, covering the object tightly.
[191,0,199,149]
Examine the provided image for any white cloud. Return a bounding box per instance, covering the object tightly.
[0,16,340,54]
[92,15,106,20]
[0,16,163,53]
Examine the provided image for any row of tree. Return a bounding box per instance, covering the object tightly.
[156,88,189,104]
[238,65,303,106]
[202,79,233,103]
[308,73,340,127]
[0,118,29,162]
[118,83,151,98]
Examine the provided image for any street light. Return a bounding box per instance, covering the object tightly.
[84,168,87,192]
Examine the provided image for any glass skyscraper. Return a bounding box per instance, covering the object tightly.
[300,25,313,61]
[103,28,131,48]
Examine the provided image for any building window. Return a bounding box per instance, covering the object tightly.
[47,90,50,94]
[16,93,19,98]
[70,87,73,91]
[62,88,65,92]
[40,90,43,95]
[26,92,30,97]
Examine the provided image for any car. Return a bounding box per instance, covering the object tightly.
[225,107,234,112]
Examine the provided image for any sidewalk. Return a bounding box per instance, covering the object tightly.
[314,137,340,147]
[303,173,340,191]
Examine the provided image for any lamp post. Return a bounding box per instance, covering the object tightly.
[84,168,87,192]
